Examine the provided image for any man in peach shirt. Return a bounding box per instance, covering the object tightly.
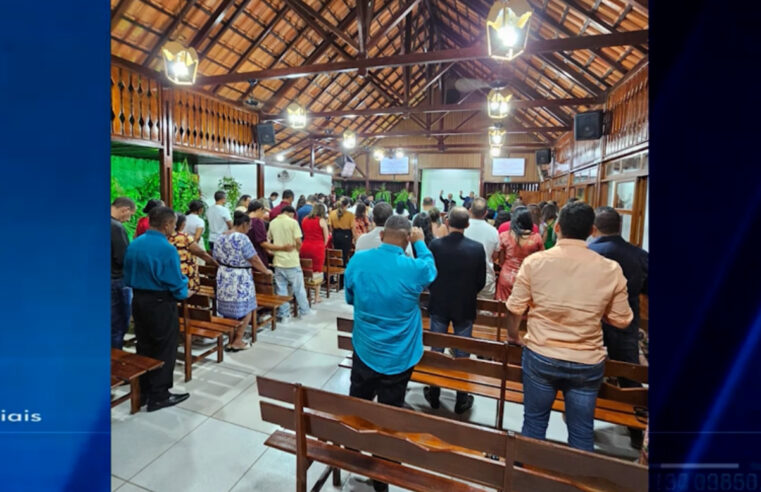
[505,202,633,451]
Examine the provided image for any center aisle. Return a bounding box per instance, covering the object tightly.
[111,292,637,492]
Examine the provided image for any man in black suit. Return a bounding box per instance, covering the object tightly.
[423,207,486,414]
[588,206,649,449]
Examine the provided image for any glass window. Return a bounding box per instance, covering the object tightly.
[615,181,635,209]
[621,213,632,242]
[608,184,615,207]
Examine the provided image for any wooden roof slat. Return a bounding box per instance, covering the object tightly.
[189,0,237,49]
[365,0,422,52]
[140,0,199,68]
[285,0,360,52]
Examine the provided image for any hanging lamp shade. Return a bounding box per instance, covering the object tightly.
[487,88,513,119]
[488,125,507,146]
[161,41,199,85]
[372,148,386,161]
[286,103,308,129]
[342,130,357,149]
[486,0,533,61]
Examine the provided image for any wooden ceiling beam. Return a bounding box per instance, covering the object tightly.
[189,0,237,50]
[365,0,422,52]
[262,97,600,120]
[141,0,199,68]
[198,0,253,57]
[199,30,647,86]
[557,0,647,55]
[111,0,136,31]
[309,125,570,139]
[283,0,359,52]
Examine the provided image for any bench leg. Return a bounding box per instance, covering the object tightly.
[331,467,340,487]
[217,337,224,363]
[185,330,192,382]
[129,379,141,414]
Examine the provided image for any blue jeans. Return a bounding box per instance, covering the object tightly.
[521,348,604,451]
[274,267,310,318]
[428,315,474,403]
[111,277,132,349]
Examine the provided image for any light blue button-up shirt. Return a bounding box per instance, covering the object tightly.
[345,241,437,374]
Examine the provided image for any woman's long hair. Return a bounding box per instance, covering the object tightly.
[143,198,162,214]
[510,206,534,245]
[355,202,367,220]
[186,199,205,215]
[412,214,434,245]
[337,197,350,219]
[307,202,326,220]
[428,207,441,225]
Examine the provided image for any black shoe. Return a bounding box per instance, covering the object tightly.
[147,393,190,412]
[372,479,389,492]
[454,394,474,414]
[629,429,644,450]
[423,387,440,409]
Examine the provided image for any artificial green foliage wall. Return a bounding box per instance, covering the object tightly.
[110,156,200,238]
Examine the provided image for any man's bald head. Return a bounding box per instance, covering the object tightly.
[470,197,487,219]
[447,206,470,230]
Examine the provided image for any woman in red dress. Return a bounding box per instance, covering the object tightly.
[300,202,329,281]
[496,207,545,301]
[134,199,163,239]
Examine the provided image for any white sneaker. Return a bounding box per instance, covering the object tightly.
[299,309,317,318]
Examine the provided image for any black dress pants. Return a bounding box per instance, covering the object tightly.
[132,290,179,401]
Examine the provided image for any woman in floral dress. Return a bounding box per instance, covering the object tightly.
[169,214,216,292]
[496,207,544,301]
[213,211,273,351]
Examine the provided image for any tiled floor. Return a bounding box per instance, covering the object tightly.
[112,293,639,491]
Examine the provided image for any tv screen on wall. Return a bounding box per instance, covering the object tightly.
[379,156,409,175]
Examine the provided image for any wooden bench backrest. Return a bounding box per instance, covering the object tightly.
[257,376,648,492]
[198,264,217,278]
[183,293,215,322]
[337,317,647,408]
[419,292,508,334]
[253,271,274,294]
[326,248,344,268]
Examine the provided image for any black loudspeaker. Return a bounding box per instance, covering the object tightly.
[256,122,275,145]
[536,148,552,165]
[574,110,603,140]
[445,88,461,104]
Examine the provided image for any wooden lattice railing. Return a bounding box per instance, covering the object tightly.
[604,64,648,158]
[111,64,162,145]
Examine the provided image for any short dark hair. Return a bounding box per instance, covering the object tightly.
[270,192,279,198]
[186,199,205,214]
[567,197,579,203]
[372,202,393,226]
[422,197,434,207]
[594,206,622,235]
[214,191,226,201]
[247,200,264,213]
[395,201,406,214]
[175,213,187,232]
[384,215,412,233]
[112,197,135,210]
[280,205,296,215]
[558,202,595,240]
[282,189,294,200]
[148,206,177,229]
[143,198,163,214]
[448,206,470,229]
[233,210,251,226]
[470,197,488,219]
[237,194,252,205]
[494,210,511,229]
[541,203,558,222]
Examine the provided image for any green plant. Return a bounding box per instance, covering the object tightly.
[393,189,409,207]
[173,159,201,215]
[333,186,345,198]
[487,191,507,211]
[218,176,242,214]
[375,184,391,203]
[350,187,367,201]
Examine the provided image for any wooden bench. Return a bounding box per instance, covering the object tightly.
[256,376,648,492]
[111,348,164,414]
[323,248,345,298]
[300,258,322,306]
[177,294,232,382]
[336,317,648,430]
[254,271,295,330]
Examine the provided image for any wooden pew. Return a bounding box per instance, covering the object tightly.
[300,258,322,306]
[419,292,525,342]
[324,248,345,298]
[111,348,163,414]
[336,317,648,430]
[256,376,648,492]
[177,295,229,382]
[254,271,295,330]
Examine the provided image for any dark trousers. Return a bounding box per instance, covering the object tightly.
[428,314,473,403]
[111,277,132,349]
[349,352,413,407]
[332,229,353,288]
[603,323,642,388]
[132,290,179,401]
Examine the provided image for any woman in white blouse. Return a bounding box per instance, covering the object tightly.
[183,200,207,250]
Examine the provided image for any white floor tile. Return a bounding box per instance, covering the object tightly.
[230,447,345,492]
[302,327,352,358]
[256,319,325,348]
[266,349,343,389]
[131,419,269,492]
[116,484,152,492]
[111,476,125,491]
[212,383,279,435]
[321,366,351,394]
[111,405,207,480]
[219,341,294,375]
[171,363,256,416]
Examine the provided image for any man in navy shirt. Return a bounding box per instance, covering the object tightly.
[588,206,648,448]
[296,194,314,224]
[124,206,190,412]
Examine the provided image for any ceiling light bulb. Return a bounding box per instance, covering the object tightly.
[373,149,385,161]
[172,60,189,77]
[491,133,503,145]
[489,100,499,111]
[326,166,334,173]
[490,146,501,157]
[395,149,404,159]
[276,153,285,162]
[498,25,519,47]
[500,101,509,114]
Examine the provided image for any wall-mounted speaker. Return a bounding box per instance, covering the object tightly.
[574,110,603,140]
[255,122,275,145]
[535,148,552,165]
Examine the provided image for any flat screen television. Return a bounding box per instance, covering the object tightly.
[491,157,526,176]
[379,156,409,175]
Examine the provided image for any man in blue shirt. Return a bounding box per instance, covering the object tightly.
[345,215,437,404]
[296,194,314,224]
[588,206,648,449]
[124,206,190,412]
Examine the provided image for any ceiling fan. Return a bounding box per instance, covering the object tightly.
[444,75,510,104]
